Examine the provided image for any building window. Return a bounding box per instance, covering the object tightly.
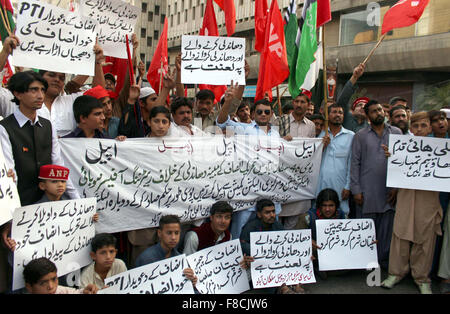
[147,37,152,47]
[155,5,160,15]
[184,10,188,23]
[141,2,147,13]
[148,12,153,22]
[171,15,174,27]
[177,12,180,24]
[154,30,159,39]
[141,28,146,37]
[161,14,166,23]
[192,7,196,20]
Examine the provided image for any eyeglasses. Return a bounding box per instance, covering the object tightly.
[256,109,271,115]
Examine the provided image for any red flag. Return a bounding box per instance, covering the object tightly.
[102,56,127,97]
[147,17,169,94]
[254,0,268,53]
[255,0,289,102]
[213,0,236,37]
[199,0,225,103]
[381,0,430,35]
[317,0,331,28]
[200,0,219,36]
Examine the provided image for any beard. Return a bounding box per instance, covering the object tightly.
[370,115,385,126]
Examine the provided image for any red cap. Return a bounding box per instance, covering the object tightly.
[352,97,370,110]
[301,89,312,100]
[39,165,70,181]
[83,85,110,99]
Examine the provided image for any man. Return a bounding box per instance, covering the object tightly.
[234,102,252,124]
[183,201,233,255]
[134,215,197,286]
[389,105,410,135]
[169,97,206,137]
[193,89,217,132]
[429,110,449,138]
[316,104,355,216]
[277,92,315,229]
[382,103,391,120]
[309,114,325,137]
[350,100,402,269]
[240,199,303,294]
[0,71,80,206]
[278,93,315,140]
[389,97,410,121]
[104,73,116,94]
[306,102,315,118]
[0,35,106,137]
[63,95,106,139]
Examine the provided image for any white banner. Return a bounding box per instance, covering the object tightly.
[12,0,97,76]
[250,230,315,288]
[316,219,378,271]
[80,0,139,59]
[59,136,323,233]
[387,135,450,192]
[104,254,195,294]
[11,198,97,290]
[181,35,246,86]
[0,141,21,226]
[186,239,250,294]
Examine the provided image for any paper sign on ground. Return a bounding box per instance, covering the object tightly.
[11,198,96,290]
[316,219,378,271]
[181,35,246,86]
[250,230,315,288]
[12,0,97,76]
[104,254,194,294]
[186,239,250,294]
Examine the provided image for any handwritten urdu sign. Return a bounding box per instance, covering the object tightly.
[12,0,98,76]
[181,35,246,86]
[250,230,315,288]
[59,136,323,233]
[11,198,97,290]
[387,135,450,192]
[80,0,139,59]
[0,141,20,226]
[186,239,250,294]
[316,219,378,271]
[104,254,195,294]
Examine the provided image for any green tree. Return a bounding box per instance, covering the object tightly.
[416,82,450,111]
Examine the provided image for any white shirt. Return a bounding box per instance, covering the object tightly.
[80,259,127,289]
[0,109,80,200]
[0,87,80,137]
[168,123,207,138]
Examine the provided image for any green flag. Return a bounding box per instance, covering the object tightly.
[284,0,300,98]
[0,0,15,43]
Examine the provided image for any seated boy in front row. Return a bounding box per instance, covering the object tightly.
[23,257,97,294]
[80,233,127,289]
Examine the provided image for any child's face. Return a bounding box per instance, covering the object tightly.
[319,200,337,219]
[39,180,67,199]
[90,245,117,269]
[26,271,58,294]
[410,118,432,137]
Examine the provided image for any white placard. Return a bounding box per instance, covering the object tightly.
[250,230,315,288]
[12,0,97,76]
[181,35,246,86]
[11,198,97,290]
[80,0,139,59]
[387,135,450,192]
[104,254,195,294]
[0,141,20,226]
[186,239,250,294]
[316,219,378,271]
[59,136,323,233]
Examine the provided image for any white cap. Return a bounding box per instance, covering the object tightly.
[139,87,156,99]
[440,108,450,119]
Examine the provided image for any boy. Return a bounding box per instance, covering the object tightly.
[80,233,127,289]
[23,257,98,294]
[37,164,71,203]
[135,215,197,286]
[63,95,106,138]
[381,112,443,294]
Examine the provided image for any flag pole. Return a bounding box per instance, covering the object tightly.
[276,86,282,116]
[159,60,163,94]
[362,34,386,66]
[0,7,12,36]
[321,26,329,137]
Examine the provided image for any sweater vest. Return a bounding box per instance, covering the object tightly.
[191,222,231,251]
[0,114,52,205]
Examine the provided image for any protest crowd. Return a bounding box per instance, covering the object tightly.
[0,0,449,296]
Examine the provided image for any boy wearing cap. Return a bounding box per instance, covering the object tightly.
[37,164,71,203]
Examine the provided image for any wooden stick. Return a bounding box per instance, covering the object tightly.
[280,86,288,98]
[362,34,386,65]
[276,86,282,116]
[159,60,163,94]
[321,26,329,137]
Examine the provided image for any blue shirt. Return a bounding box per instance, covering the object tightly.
[216,116,280,137]
[134,242,180,268]
[317,127,354,214]
[104,117,120,138]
